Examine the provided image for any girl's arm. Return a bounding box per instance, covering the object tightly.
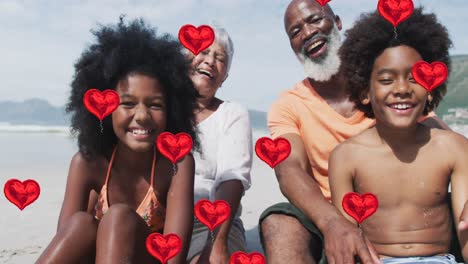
[164,154,195,264]
[448,132,468,261]
[56,152,98,232]
[329,143,358,225]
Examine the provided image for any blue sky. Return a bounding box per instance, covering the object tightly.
[1,0,467,112]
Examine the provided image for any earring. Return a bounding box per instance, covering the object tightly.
[427,94,433,103]
[361,97,370,105]
[425,94,433,112]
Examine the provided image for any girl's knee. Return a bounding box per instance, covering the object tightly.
[103,203,136,220]
[100,203,143,230]
[56,212,97,247]
[96,204,150,251]
[59,212,96,233]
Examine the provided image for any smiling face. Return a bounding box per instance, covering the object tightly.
[189,41,228,99]
[284,0,343,81]
[112,73,167,152]
[367,45,428,129]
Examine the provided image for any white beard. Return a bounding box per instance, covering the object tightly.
[296,25,342,82]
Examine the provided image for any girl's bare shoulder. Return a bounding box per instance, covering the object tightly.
[69,151,109,189]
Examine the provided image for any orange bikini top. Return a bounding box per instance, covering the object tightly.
[94,146,166,232]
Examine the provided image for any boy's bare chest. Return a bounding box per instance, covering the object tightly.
[353,151,451,207]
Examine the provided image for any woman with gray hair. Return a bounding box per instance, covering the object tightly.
[186,26,253,263]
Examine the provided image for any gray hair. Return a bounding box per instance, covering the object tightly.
[213,26,235,74]
[181,25,235,74]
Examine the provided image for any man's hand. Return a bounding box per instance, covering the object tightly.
[322,217,382,264]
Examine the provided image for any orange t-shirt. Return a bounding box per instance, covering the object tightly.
[269,79,373,200]
[268,79,436,200]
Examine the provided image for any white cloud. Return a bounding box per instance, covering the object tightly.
[0,0,23,14]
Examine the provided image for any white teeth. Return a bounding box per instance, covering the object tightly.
[391,104,411,110]
[307,41,324,52]
[131,129,150,135]
[198,69,213,78]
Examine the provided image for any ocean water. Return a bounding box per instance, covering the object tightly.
[0,120,465,200]
[0,119,466,173]
[0,113,468,186]
[0,132,75,176]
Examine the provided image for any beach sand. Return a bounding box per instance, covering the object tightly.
[0,131,286,263]
[3,125,466,263]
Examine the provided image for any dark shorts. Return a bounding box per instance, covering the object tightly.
[259,202,464,264]
[259,202,327,264]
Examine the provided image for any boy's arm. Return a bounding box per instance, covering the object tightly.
[459,201,468,232]
[458,202,468,260]
[164,154,195,264]
[449,133,468,261]
[329,144,358,224]
[329,143,381,261]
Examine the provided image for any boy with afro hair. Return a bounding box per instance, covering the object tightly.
[329,7,468,263]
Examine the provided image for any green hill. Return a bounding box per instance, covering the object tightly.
[435,55,468,116]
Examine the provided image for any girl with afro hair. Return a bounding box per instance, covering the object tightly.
[329,7,468,263]
[37,17,200,263]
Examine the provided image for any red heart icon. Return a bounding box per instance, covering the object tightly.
[145,233,182,264]
[156,132,193,163]
[4,179,40,210]
[83,89,120,120]
[178,24,215,55]
[230,251,266,264]
[342,192,378,224]
[315,0,331,6]
[255,137,291,168]
[194,199,231,231]
[412,61,448,92]
[377,0,414,27]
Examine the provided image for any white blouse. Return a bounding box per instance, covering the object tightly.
[193,101,253,218]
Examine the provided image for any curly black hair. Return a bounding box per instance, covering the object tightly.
[340,7,452,118]
[66,17,200,159]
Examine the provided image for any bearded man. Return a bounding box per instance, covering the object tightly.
[258,0,448,263]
